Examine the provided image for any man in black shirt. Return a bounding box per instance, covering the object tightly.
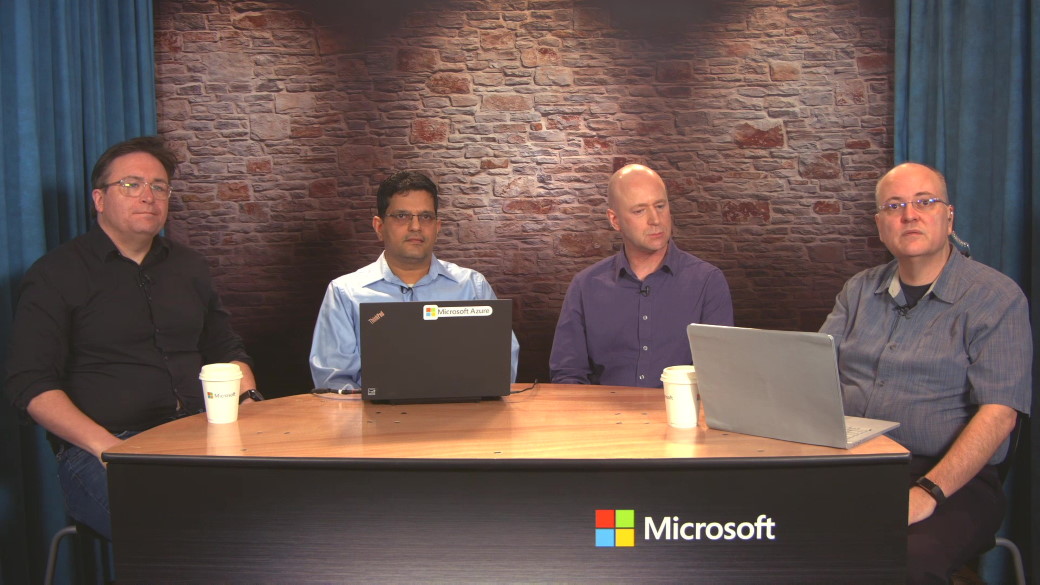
[4,136,257,540]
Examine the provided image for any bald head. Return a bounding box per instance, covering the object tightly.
[608,164,667,211]
[605,164,672,261]
[875,162,947,207]
[873,161,955,280]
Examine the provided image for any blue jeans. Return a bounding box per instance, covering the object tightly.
[55,431,136,541]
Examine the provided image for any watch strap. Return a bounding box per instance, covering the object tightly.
[239,389,264,403]
[914,476,946,505]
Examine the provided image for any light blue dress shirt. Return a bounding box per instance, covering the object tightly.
[310,253,519,389]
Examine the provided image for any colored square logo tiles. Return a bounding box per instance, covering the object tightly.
[615,509,634,529]
[595,509,616,528]
[596,509,635,547]
[615,529,635,547]
[595,528,615,547]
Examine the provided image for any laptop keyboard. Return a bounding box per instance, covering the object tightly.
[845,424,871,442]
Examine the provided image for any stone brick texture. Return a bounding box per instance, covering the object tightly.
[155,0,895,394]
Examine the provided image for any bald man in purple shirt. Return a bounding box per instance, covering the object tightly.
[550,164,734,387]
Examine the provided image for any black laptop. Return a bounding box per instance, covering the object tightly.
[359,299,513,403]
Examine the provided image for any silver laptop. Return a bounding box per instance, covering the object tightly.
[359,300,512,403]
[686,324,899,449]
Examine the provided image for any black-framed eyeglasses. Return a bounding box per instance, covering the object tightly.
[384,211,437,225]
[877,198,950,215]
[103,177,172,200]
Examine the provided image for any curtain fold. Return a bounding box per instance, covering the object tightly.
[895,0,1038,582]
[0,1,156,583]
[1031,1,1040,582]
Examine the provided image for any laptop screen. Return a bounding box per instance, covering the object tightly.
[686,324,898,448]
[359,299,513,403]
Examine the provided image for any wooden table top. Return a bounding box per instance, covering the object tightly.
[104,384,908,462]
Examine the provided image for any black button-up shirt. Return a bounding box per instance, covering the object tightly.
[5,226,252,432]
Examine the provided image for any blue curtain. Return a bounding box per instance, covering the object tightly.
[0,1,156,583]
[895,0,1039,582]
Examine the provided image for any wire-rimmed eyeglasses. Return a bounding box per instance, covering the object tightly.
[877,198,950,215]
[102,177,172,200]
[384,211,437,225]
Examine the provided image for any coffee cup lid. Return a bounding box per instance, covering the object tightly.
[199,363,243,381]
[660,365,697,383]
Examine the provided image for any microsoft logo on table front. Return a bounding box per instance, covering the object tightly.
[595,509,635,547]
[595,509,778,548]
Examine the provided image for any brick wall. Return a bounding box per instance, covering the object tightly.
[154,0,895,394]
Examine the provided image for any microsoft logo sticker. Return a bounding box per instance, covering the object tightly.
[423,305,438,320]
[596,509,635,547]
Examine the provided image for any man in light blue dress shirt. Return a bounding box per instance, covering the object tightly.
[310,171,519,390]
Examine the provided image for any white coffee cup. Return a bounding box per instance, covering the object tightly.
[199,363,243,424]
[660,365,698,428]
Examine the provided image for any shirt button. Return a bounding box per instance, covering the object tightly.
[638,374,645,380]
[642,345,649,351]
[642,315,648,320]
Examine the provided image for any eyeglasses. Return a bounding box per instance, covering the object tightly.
[877,198,950,215]
[103,178,172,200]
[384,211,437,225]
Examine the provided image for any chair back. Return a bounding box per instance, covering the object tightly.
[997,411,1026,484]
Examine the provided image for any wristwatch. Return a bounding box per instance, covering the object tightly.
[239,389,264,403]
[914,476,946,505]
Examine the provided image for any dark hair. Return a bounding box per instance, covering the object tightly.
[90,136,178,190]
[376,171,439,217]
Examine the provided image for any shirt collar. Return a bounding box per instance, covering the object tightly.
[145,237,170,265]
[613,240,678,282]
[877,246,962,304]
[926,247,968,303]
[86,224,168,264]
[365,252,458,288]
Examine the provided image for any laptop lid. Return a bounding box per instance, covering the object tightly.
[686,324,899,449]
[359,300,512,403]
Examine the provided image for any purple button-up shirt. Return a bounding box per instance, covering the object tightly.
[550,241,734,388]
